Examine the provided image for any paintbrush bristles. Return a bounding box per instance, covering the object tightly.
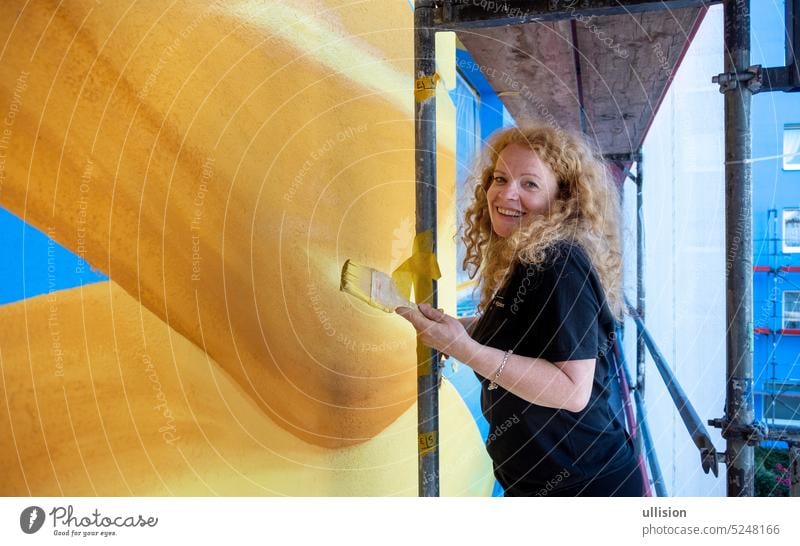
[340,259,375,308]
[340,259,414,313]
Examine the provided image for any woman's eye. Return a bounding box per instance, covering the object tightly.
[524,180,539,189]
[492,176,506,184]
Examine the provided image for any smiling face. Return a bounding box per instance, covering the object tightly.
[486,143,560,238]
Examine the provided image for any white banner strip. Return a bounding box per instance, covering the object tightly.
[2,497,799,545]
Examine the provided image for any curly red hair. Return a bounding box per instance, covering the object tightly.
[461,122,624,320]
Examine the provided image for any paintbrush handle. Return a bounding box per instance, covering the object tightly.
[371,272,415,312]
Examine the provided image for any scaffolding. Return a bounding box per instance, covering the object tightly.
[413,0,800,497]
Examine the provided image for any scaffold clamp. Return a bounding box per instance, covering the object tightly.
[712,65,763,94]
[708,417,767,446]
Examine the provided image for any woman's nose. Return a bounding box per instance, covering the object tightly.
[498,180,520,200]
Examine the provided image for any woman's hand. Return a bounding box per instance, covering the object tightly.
[395,303,473,360]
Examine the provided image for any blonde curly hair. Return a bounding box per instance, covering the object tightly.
[461,122,624,321]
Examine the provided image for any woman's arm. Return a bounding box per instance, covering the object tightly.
[451,338,595,413]
[396,304,594,413]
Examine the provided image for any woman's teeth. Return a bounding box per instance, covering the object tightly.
[497,207,523,218]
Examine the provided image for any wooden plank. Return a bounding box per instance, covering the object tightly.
[577,7,704,153]
[455,7,709,155]
[457,20,582,132]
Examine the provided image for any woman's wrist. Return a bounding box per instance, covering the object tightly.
[452,340,514,389]
[451,336,482,367]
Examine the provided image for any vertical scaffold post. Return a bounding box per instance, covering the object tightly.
[414,0,440,497]
[789,444,800,497]
[723,0,755,497]
[636,150,646,400]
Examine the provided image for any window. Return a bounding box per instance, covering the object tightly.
[784,209,800,254]
[764,381,800,424]
[785,124,800,170]
[784,291,800,330]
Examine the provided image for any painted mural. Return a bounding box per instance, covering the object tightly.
[0,0,493,495]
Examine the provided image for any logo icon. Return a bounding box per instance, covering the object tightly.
[20,506,45,534]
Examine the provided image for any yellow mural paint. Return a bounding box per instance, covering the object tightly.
[0,281,494,496]
[0,0,487,494]
[0,0,461,448]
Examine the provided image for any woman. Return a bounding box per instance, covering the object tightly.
[396,123,644,496]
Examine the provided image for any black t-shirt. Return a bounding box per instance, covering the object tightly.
[470,241,635,495]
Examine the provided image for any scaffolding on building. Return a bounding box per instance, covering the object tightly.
[412,0,800,497]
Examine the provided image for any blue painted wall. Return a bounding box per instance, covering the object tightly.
[0,207,107,306]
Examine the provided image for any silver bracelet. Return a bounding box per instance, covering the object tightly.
[488,349,513,390]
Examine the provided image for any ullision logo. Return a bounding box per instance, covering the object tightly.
[20,506,45,534]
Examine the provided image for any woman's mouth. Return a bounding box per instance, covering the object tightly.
[496,206,525,218]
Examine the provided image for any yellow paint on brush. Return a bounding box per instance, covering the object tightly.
[0,282,494,495]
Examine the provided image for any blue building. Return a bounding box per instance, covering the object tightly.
[752,1,800,429]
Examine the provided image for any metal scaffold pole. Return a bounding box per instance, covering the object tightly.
[636,150,646,402]
[791,445,800,497]
[413,0,440,497]
[722,0,755,497]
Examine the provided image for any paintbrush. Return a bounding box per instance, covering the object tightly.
[339,259,416,313]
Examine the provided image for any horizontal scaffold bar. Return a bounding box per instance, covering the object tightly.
[435,0,723,30]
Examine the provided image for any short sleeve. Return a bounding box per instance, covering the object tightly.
[511,246,601,362]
